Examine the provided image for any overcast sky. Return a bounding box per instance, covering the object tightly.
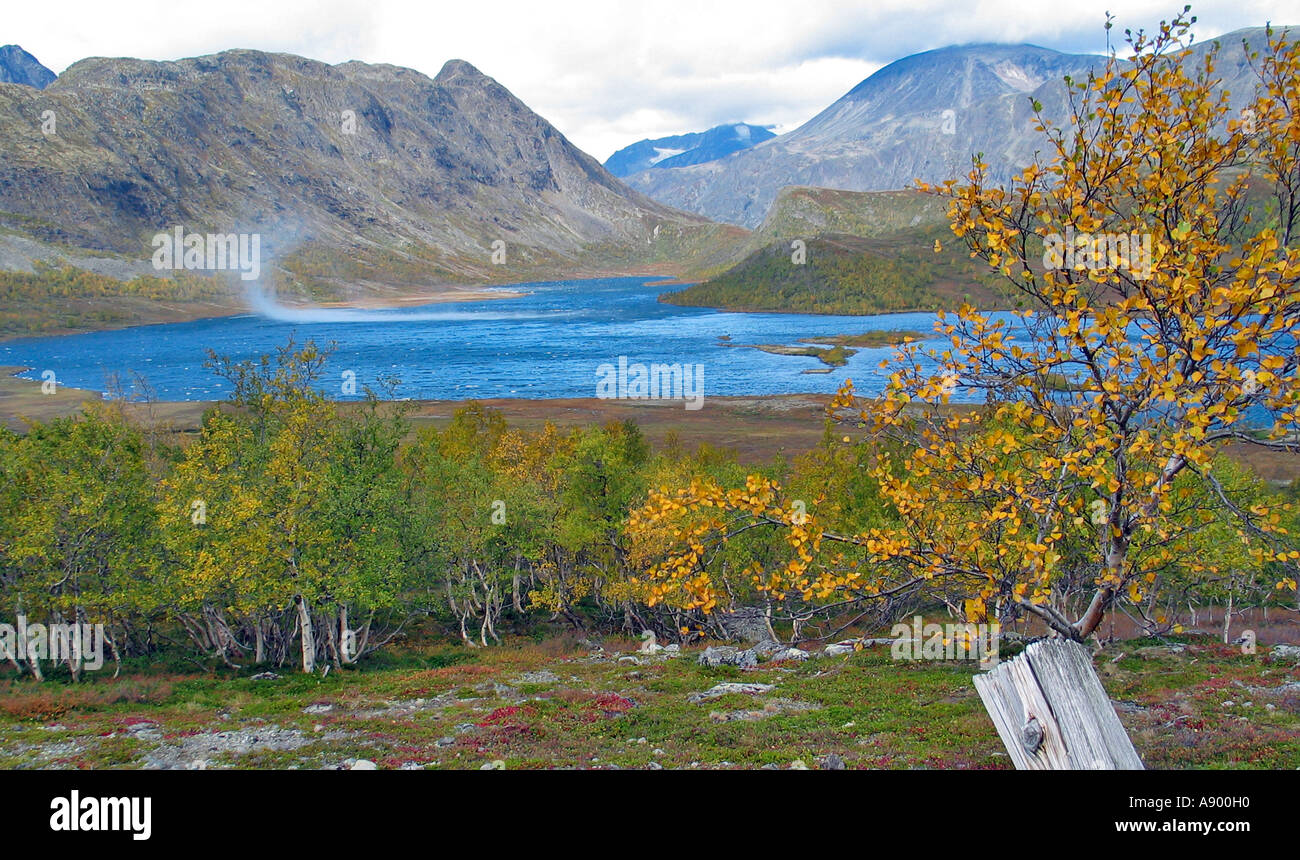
[5,0,1298,160]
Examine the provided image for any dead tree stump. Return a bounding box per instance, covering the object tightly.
[973,638,1144,770]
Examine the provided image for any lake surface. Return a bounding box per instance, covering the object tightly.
[0,276,974,403]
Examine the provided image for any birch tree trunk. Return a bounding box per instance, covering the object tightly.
[297,595,316,674]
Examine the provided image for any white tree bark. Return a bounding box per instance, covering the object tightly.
[296,595,316,674]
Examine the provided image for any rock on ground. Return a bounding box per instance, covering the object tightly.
[697,646,758,668]
[688,682,775,703]
[142,726,343,770]
[1272,644,1300,661]
[708,698,821,722]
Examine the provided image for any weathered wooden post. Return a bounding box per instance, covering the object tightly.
[974,638,1144,770]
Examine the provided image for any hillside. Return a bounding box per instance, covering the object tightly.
[660,185,1008,314]
[662,229,1009,315]
[0,50,741,311]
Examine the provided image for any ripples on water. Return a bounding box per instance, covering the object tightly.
[0,277,983,402]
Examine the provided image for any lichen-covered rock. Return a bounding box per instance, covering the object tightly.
[1271,644,1300,661]
[697,645,758,668]
[688,682,775,703]
[819,753,846,770]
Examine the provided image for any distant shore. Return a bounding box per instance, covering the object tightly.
[3,368,1296,480]
[0,365,835,461]
[0,283,528,343]
[309,287,526,309]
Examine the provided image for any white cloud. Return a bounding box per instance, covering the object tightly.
[5,0,1296,160]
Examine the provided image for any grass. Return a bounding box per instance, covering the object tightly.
[0,633,1295,770]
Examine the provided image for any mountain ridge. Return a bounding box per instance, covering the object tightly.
[0,49,736,302]
[604,123,775,176]
[0,45,55,89]
[624,27,1291,227]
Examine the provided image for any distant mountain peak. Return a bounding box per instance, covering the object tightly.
[625,29,1292,228]
[435,58,488,84]
[604,122,776,177]
[0,44,56,89]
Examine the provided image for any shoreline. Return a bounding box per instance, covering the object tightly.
[0,366,840,461]
[294,285,528,310]
[657,293,1006,318]
[0,284,530,344]
[0,266,689,344]
[3,368,1296,480]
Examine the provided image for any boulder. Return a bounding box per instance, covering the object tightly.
[697,645,758,668]
[719,606,780,653]
[688,682,775,703]
[819,753,847,770]
[1271,644,1300,661]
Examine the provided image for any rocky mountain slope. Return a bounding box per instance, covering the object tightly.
[0,45,55,89]
[0,51,739,300]
[625,28,1287,227]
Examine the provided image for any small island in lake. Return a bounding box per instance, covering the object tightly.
[719,330,924,371]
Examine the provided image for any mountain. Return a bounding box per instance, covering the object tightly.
[746,186,949,246]
[0,51,739,302]
[661,230,1009,315]
[604,123,775,176]
[624,29,1286,228]
[662,187,1007,314]
[0,45,55,89]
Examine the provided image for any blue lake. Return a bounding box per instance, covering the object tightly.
[0,276,976,402]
